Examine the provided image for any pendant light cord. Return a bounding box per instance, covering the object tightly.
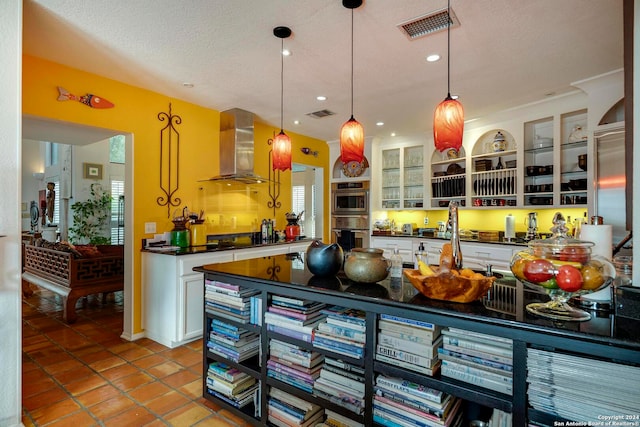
[447,0,451,98]
[280,37,284,131]
[350,7,354,117]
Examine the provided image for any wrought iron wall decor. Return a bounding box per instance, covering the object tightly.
[157,103,182,218]
[267,135,282,217]
[266,256,281,281]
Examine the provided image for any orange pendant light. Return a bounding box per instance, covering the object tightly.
[272,26,292,171]
[433,0,464,156]
[340,0,364,164]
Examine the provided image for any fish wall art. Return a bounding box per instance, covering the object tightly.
[57,86,114,109]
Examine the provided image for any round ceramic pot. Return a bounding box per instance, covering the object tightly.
[305,240,343,277]
[344,248,390,283]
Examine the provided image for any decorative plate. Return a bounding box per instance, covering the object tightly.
[342,158,369,177]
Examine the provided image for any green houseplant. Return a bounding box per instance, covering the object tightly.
[69,183,112,245]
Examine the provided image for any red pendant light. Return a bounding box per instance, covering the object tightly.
[433,0,464,156]
[340,0,364,164]
[272,26,292,171]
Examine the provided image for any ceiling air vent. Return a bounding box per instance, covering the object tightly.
[306,109,335,119]
[398,8,460,41]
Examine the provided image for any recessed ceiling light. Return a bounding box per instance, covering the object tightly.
[391,132,396,137]
[451,94,459,100]
[316,95,327,101]
[426,54,440,62]
[182,82,194,88]
[282,49,291,56]
[376,122,384,126]
[294,120,300,125]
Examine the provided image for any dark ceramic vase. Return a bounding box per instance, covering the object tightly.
[305,240,343,277]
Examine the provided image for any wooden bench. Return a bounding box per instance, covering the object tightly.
[22,244,124,323]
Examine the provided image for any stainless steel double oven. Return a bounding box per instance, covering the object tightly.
[331,181,370,250]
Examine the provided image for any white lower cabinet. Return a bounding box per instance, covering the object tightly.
[370,237,414,264]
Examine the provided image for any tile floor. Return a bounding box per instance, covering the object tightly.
[22,287,252,426]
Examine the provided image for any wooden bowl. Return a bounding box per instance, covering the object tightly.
[404,268,496,303]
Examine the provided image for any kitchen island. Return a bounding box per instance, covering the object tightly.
[141,239,311,347]
[195,252,640,426]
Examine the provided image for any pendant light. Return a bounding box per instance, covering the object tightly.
[340,0,364,165]
[433,0,464,157]
[272,26,292,171]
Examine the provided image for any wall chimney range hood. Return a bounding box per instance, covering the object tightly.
[207,108,267,184]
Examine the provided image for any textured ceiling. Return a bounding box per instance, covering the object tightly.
[22,0,624,143]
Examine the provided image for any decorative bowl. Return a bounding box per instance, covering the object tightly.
[404,268,496,303]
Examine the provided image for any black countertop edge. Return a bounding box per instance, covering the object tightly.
[372,233,528,246]
[141,238,313,256]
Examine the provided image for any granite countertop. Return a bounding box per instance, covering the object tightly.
[142,237,312,256]
[371,232,528,246]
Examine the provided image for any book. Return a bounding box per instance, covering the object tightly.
[441,335,513,358]
[373,398,452,427]
[264,312,324,335]
[268,407,324,427]
[375,353,441,377]
[312,387,365,415]
[267,323,314,343]
[265,310,326,327]
[377,333,442,359]
[378,322,439,343]
[322,363,365,383]
[206,374,256,396]
[272,294,317,307]
[325,316,367,333]
[206,385,257,409]
[444,327,513,347]
[313,334,365,355]
[319,367,366,394]
[441,342,513,366]
[437,348,513,376]
[322,306,367,326]
[209,331,258,347]
[374,386,447,418]
[271,300,327,314]
[376,344,436,368]
[324,409,365,427]
[379,314,438,331]
[268,304,327,321]
[206,306,250,323]
[207,361,251,383]
[317,322,367,343]
[440,363,513,395]
[440,359,512,385]
[373,407,432,427]
[270,340,324,369]
[267,359,320,382]
[267,370,314,393]
[313,340,364,360]
[270,387,322,414]
[314,376,364,399]
[375,375,444,404]
[324,357,365,376]
[269,355,323,375]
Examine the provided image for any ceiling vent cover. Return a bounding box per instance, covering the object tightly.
[398,8,460,40]
[306,109,335,119]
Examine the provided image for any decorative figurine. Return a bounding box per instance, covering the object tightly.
[57,86,115,109]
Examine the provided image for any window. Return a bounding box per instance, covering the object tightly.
[46,142,59,167]
[109,135,125,164]
[292,184,316,238]
[110,179,125,244]
[52,180,60,225]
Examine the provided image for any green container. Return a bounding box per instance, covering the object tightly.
[171,230,190,248]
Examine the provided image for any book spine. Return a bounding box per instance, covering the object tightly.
[266,323,314,343]
[319,369,366,393]
[267,360,317,382]
[211,318,242,333]
[326,313,366,328]
[267,399,305,420]
[373,409,417,427]
[442,335,513,358]
[438,348,513,372]
[440,364,513,395]
[377,325,436,343]
[324,357,366,375]
[373,404,434,427]
[375,353,440,377]
[313,341,363,360]
[376,344,433,368]
[267,371,314,393]
[437,350,513,376]
[441,359,513,384]
[322,364,364,383]
[374,399,442,427]
[374,387,444,418]
[317,322,367,342]
[268,305,310,320]
[325,317,367,332]
[442,343,513,365]
[265,311,308,327]
[313,335,365,354]
[264,313,317,334]
[206,375,237,396]
[272,295,310,306]
[314,377,365,399]
[379,314,436,331]
[206,280,241,292]
[445,328,513,346]
[269,388,317,414]
[377,333,440,357]
[375,375,443,404]
[372,414,405,427]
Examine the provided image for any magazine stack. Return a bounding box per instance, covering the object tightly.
[527,348,640,422]
[267,387,324,427]
[207,319,260,363]
[438,327,513,396]
[312,357,366,415]
[204,279,260,324]
[313,306,367,359]
[265,295,327,343]
[205,360,259,410]
[376,314,443,376]
[267,339,324,393]
[319,409,364,427]
[373,374,463,427]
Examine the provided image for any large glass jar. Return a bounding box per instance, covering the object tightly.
[510,212,616,321]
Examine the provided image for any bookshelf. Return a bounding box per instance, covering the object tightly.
[197,253,640,426]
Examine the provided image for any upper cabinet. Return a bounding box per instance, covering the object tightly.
[429,147,466,209]
[559,109,588,206]
[470,130,517,208]
[380,145,426,210]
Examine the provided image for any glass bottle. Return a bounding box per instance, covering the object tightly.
[495,156,504,170]
[613,255,633,288]
[390,246,403,279]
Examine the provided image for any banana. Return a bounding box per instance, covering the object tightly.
[418,260,436,277]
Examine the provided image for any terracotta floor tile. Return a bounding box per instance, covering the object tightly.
[77,349,116,364]
[145,390,191,415]
[162,369,200,389]
[119,345,155,362]
[102,405,157,427]
[44,410,99,427]
[146,360,184,379]
[164,402,212,426]
[64,373,109,396]
[21,359,39,373]
[192,413,240,427]
[54,365,94,385]
[22,375,56,398]
[43,358,85,376]
[22,385,69,411]
[21,414,36,427]
[142,420,167,427]
[87,394,136,420]
[101,362,139,381]
[89,355,127,372]
[217,409,253,427]
[178,379,203,399]
[110,371,154,392]
[137,338,171,353]
[109,341,140,354]
[76,383,122,407]
[29,399,81,425]
[131,354,167,370]
[128,381,172,404]
[197,396,222,411]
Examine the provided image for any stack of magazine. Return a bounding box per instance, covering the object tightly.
[527,348,640,422]
[207,319,260,363]
[267,387,324,427]
[313,306,367,359]
[313,357,366,415]
[268,339,324,393]
[438,328,513,396]
[375,314,443,376]
[373,374,462,427]
[319,409,364,427]
[205,360,258,409]
[205,279,260,324]
[265,295,327,343]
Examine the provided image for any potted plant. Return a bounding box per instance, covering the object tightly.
[68,183,112,245]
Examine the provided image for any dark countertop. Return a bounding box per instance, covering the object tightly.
[372,232,528,247]
[195,252,640,352]
[142,238,312,256]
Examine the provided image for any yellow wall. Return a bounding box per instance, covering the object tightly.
[22,55,329,334]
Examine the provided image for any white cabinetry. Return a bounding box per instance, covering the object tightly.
[369,237,413,264]
[379,145,425,209]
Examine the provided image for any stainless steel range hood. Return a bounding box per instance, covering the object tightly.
[207,108,267,184]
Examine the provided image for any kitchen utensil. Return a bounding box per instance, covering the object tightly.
[525,212,538,241]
